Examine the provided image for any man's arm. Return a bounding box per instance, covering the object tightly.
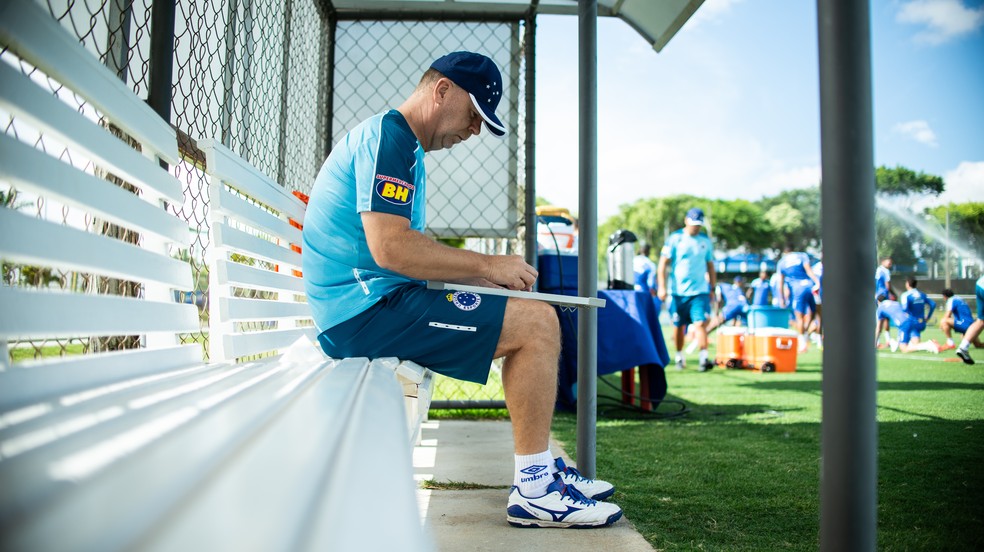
[776,273,787,307]
[362,211,536,290]
[656,256,669,301]
[706,261,717,305]
[925,295,937,321]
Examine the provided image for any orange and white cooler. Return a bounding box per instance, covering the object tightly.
[715,326,746,368]
[743,328,799,372]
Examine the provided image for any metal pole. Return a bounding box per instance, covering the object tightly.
[817,1,877,550]
[277,0,294,187]
[147,0,176,122]
[524,9,538,269]
[945,207,951,288]
[576,0,598,479]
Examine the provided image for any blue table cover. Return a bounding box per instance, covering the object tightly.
[552,289,670,411]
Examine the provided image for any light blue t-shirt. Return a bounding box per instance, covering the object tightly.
[900,289,935,324]
[749,277,772,306]
[660,229,713,296]
[302,110,427,331]
[876,300,910,327]
[875,265,891,297]
[778,252,813,285]
[946,296,974,328]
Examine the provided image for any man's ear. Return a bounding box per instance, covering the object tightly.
[434,78,452,105]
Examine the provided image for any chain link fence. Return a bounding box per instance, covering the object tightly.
[2,0,533,407]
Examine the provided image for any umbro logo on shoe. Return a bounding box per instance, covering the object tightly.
[519,464,548,475]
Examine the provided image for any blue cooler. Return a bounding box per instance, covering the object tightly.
[538,252,578,292]
[748,306,791,329]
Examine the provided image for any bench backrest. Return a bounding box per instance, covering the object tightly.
[199,139,315,362]
[0,0,200,410]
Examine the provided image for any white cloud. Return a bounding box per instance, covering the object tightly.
[897,0,984,44]
[941,160,984,203]
[893,120,939,147]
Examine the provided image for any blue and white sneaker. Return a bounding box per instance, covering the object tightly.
[555,457,616,500]
[507,474,622,528]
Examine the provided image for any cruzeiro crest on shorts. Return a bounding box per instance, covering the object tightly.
[447,291,481,311]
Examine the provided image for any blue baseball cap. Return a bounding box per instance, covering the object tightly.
[685,207,705,226]
[430,51,507,137]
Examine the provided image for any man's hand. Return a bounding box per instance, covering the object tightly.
[486,255,538,291]
[657,288,667,301]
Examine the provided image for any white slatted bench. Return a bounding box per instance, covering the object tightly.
[200,138,434,445]
[0,1,431,550]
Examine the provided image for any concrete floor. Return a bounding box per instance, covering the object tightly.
[413,419,654,552]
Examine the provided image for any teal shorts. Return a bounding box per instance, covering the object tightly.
[317,282,507,384]
[670,293,710,327]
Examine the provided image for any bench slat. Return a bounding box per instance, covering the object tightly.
[304,359,430,551]
[0,133,190,246]
[220,297,313,322]
[0,0,179,165]
[135,358,430,552]
[0,344,203,412]
[216,259,305,294]
[0,288,200,340]
[212,184,302,246]
[0,61,182,204]
[213,221,302,268]
[0,209,194,290]
[200,138,306,221]
[222,327,319,360]
[0,358,321,550]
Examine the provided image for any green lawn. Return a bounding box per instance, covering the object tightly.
[550,326,984,551]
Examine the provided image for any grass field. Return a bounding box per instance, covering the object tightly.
[545,325,984,551]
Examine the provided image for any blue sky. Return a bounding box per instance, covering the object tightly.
[533,0,984,219]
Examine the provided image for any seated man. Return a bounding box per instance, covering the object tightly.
[707,277,749,333]
[302,52,621,528]
[940,288,984,352]
[875,299,939,354]
[954,276,984,365]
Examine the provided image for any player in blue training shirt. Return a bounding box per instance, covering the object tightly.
[302,52,621,528]
[707,277,749,332]
[874,300,940,354]
[633,243,662,313]
[875,257,894,302]
[940,288,983,355]
[747,269,773,306]
[808,258,824,347]
[657,207,716,371]
[899,277,936,338]
[776,245,821,352]
[954,276,984,364]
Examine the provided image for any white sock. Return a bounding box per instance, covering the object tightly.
[515,450,555,497]
[915,342,937,353]
[959,340,970,352]
[676,352,684,363]
[699,349,708,364]
[946,338,955,346]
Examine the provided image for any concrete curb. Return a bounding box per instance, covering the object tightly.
[414,419,655,552]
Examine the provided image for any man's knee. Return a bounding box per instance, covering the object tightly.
[499,299,560,352]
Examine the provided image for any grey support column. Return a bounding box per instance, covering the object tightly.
[576,0,599,479]
[817,1,878,550]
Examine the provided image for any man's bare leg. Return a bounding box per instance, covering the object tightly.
[494,297,560,455]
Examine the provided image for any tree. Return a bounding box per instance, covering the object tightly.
[873,165,946,268]
[875,165,945,197]
[763,203,803,246]
[756,187,820,251]
[705,199,772,250]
